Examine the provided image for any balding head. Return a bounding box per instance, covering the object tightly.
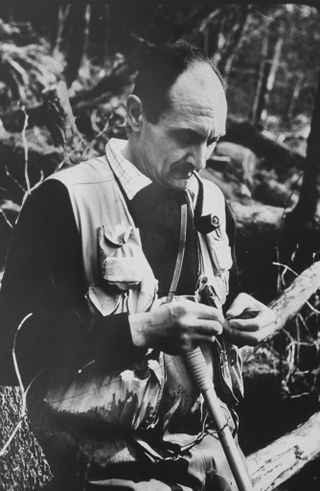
[132,41,225,123]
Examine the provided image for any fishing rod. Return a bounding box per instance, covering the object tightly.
[185,346,253,491]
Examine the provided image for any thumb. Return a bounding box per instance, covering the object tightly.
[225,293,250,319]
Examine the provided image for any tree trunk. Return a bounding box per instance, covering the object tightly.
[63,1,89,87]
[52,4,71,58]
[251,36,270,126]
[220,6,250,81]
[281,70,320,271]
[285,73,304,121]
[247,411,320,491]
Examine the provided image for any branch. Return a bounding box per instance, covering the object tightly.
[247,411,320,491]
[241,261,320,360]
[0,133,62,196]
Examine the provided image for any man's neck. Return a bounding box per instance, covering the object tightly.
[122,136,148,178]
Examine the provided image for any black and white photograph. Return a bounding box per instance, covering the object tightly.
[0,1,319,490]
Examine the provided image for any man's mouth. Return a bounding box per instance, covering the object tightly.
[172,164,195,180]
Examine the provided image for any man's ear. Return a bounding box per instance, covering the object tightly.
[126,95,143,132]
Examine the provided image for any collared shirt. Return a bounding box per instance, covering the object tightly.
[106,138,151,200]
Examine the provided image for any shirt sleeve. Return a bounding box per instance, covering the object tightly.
[0,179,140,386]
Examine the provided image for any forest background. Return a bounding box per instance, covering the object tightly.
[0,0,320,490]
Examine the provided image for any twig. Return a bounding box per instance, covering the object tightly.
[0,209,14,229]
[5,165,26,193]
[21,106,31,194]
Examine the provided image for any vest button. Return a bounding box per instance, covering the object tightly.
[194,213,220,234]
[210,215,220,228]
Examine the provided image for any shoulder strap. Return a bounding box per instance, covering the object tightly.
[166,201,188,303]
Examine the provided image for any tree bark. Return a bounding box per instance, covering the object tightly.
[63,2,89,87]
[281,70,320,271]
[222,6,250,81]
[241,260,320,361]
[285,73,304,121]
[52,4,71,58]
[247,411,320,491]
[251,36,270,125]
[0,386,52,489]
[251,27,284,126]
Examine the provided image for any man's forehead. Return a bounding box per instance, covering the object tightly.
[169,61,225,107]
[162,62,227,134]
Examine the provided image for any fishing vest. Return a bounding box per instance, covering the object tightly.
[45,155,243,432]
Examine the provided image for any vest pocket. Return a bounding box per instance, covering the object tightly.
[205,232,233,275]
[98,225,144,290]
[86,225,158,315]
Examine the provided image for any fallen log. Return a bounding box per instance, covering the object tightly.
[241,260,320,360]
[230,200,284,237]
[242,263,320,489]
[268,260,320,329]
[0,386,52,489]
[226,118,305,172]
[247,411,320,491]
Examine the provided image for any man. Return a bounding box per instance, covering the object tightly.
[0,42,275,490]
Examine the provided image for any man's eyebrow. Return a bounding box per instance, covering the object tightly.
[170,128,203,138]
[170,128,226,141]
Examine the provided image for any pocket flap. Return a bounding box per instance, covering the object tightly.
[86,285,122,316]
[99,225,134,248]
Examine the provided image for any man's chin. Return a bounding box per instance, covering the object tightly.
[165,173,194,191]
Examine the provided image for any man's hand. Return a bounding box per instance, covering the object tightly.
[129,299,224,354]
[224,292,276,346]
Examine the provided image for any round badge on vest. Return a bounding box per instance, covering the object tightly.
[195,213,220,234]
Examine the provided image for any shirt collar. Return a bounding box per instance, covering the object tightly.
[105,138,152,200]
[105,137,199,201]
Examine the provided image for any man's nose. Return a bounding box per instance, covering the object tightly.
[190,143,213,171]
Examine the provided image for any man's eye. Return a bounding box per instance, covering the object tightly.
[207,137,218,146]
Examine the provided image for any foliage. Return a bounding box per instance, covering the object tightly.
[0,20,62,109]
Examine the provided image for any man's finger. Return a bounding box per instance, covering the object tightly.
[190,303,224,324]
[225,322,277,346]
[192,319,223,336]
[226,292,264,319]
[227,309,275,332]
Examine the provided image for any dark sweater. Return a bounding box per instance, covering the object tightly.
[0,178,239,386]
